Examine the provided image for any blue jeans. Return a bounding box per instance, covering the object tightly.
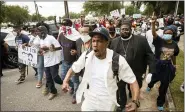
[37,55,44,82]
[61,60,79,98]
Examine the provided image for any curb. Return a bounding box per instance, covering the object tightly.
[165,87,176,111]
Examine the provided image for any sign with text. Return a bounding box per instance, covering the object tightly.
[18,45,37,67]
[110,9,120,17]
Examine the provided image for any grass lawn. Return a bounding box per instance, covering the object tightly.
[170,50,184,111]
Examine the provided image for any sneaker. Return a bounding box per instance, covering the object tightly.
[157,106,164,111]
[42,88,49,96]
[146,87,151,92]
[15,77,25,84]
[36,82,42,88]
[48,93,57,100]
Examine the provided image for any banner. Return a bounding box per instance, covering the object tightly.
[133,14,141,18]
[18,45,38,67]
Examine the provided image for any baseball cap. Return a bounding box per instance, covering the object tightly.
[89,27,109,41]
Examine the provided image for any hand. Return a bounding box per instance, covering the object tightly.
[70,49,77,55]
[22,44,26,49]
[145,73,152,84]
[125,102,137,112]
[41,46,49,51]
[49,44,55,52]
[62,81,70,93]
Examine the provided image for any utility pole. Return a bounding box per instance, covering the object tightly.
[174,0,179,17]
[64,1,70,18]
[34,1,40,22]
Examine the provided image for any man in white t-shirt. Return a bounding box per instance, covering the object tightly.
[62,27,140,111]
[146,21,163,54]
[37,26,63,100]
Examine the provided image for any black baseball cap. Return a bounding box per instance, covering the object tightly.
[89,27,109,41]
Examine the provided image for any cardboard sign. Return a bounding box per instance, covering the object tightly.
[18,45,38,67]
[133,14,141,18]
[157,18,164,28]
[120,8,125,15]
[115,28,120,34]
[110,9,120,17]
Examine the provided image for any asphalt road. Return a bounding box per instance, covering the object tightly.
[1,67,81,111]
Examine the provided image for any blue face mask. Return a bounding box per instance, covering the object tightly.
[162,34,172,40]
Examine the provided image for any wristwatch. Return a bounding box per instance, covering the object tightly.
[132,100,140,108]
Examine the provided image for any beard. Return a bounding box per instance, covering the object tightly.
[121,32,131,39]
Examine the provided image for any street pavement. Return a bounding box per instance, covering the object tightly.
[1,35,184,111]
[1,66,159,111]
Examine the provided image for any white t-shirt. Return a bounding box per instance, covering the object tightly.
[89,55,110,96]
[40,35,61,67]
[146,29,164,53]
[29,35,40,49]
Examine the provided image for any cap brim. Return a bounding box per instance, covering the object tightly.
[89,32,108,41]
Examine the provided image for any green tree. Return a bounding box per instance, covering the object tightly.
[47,16,55,21]
[30,13,46,22]
[125,5,140,16]
[4,5,30,25]
[83,1,122,16]
[62,12,81,19]
[0,1,6,24]
[133,1,184,16]
[142,4,154,16]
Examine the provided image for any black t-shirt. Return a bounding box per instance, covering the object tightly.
[58,33,76,64]
[153,36,179,60]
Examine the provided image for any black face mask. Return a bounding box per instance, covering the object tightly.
[39,32,47,39]
[110,32,115,36]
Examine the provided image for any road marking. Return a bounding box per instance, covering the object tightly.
[2,69,18,73]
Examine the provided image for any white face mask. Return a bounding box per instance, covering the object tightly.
[80,35,91,43]
[12,32,17,36]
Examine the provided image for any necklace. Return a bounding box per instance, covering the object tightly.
[122,39,130,58]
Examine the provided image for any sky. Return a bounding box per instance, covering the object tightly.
[5,1,143,18]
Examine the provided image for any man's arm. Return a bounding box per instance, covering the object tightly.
[3,41,9,52]
[62,51,87,92]
[144,38,156,74]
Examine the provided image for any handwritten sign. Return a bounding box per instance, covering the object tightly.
[18,45,38,67]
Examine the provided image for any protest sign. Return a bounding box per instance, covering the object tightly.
[18,45,37,67]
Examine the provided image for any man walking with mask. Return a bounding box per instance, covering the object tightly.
[37,26,63,100]
[110,20,156,110]
[62,27,140,111]
[14,26,30,84]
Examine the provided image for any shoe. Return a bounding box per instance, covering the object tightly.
[42,88,49,96]
[157,106,164,111]
[48,93,57,100]
[146,87,151,92]
[36,82,42,88]
[15,77,25,84]
[72,98,77,104]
